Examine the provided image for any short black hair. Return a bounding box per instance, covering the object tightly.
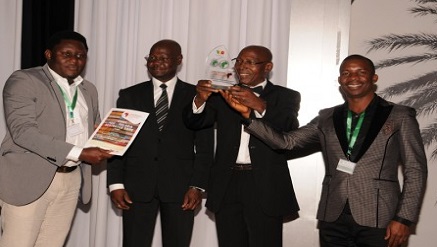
[46,30,88,51]
[340,54,375,74]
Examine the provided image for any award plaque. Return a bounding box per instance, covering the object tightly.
[205,45,237,89]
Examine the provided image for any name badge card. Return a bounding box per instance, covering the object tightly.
[67,121,84,137]
[336,159,356,175]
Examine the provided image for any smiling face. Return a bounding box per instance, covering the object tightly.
[45,39,88,83]
[234,46,273,87]
[146,40,182,82]
[338,57,378,100]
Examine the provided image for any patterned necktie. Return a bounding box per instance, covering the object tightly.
[156,84,168,131]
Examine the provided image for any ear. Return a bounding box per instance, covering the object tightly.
[372,74,378,84]
[264,62,273,73]
[44,49,52,60]
[176,54,183,65]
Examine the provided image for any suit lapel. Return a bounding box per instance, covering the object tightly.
[77,83,96,133]
[171,80,189,122]
[42,65,68,126]
[333,104,349,157]
[141,81,155,113]
[334,97,394,162]
[259,80,273,97]
[354,97,393,161]
[165,80,181,130]
[138,81,159,131]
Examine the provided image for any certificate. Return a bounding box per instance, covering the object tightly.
[85,108,149,156]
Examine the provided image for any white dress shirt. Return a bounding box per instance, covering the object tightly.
[48,66,88,167]
[193,80,267,164]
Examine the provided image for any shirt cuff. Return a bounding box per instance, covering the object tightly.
[189,186,205,192]
[67,146,83,162]
[392,216,413,226]
[192,96,206,113]
[109,183,125,192]
[254,109,265,118]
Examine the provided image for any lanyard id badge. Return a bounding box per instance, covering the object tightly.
[337,110,365,175]
[346,110,365,159]
[57,84,84,137]
[337,159,356,174]
[67,122,84,137]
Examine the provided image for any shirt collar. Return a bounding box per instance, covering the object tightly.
[152,76,177,91]
[251,80,267,89]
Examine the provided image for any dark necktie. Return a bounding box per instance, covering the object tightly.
[249,86,263,118]
[251,86,263,95]
[156,84,168,131]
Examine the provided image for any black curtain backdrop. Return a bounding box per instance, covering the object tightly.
[21,0,75,69]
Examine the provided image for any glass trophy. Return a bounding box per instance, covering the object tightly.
[205,45,237,89]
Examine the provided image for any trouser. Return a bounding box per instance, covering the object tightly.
[319,207,388,247]
[122,197,195,247]
[215,170,283,247]
[0,168,81,247]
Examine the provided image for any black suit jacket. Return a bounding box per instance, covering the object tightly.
[107,79,213,203]
[184,81,301,216]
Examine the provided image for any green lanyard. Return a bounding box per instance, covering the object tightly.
[346,110,365,158]
[57,84,78,119]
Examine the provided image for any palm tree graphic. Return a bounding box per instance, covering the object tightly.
[364,0,437,159]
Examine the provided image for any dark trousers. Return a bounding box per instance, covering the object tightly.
[122,197,194,247]
[215,170,283,247]
[319,208,388,247]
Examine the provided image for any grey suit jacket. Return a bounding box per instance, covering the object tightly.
[246,97,427,228]
[0,64,100,206]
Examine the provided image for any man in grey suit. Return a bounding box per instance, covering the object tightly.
[0,31,113,247]
[221,54,427,247]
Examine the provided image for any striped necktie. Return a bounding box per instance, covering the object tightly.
[155,84,168,131]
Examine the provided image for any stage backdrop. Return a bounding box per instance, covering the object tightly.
[2,0,434,246]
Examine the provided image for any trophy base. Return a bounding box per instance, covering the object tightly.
[211,84,232,90]
[210,80,236,90]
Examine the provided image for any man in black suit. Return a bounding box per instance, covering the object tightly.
[107,39,213,247]
[183,45,301,247]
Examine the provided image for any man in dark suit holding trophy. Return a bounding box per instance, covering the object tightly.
[184,45,301,247]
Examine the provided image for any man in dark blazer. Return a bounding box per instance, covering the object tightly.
[226,54,428,247]
[107,39,213,247]
[0,31,113,247]
[184,45,301,247]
